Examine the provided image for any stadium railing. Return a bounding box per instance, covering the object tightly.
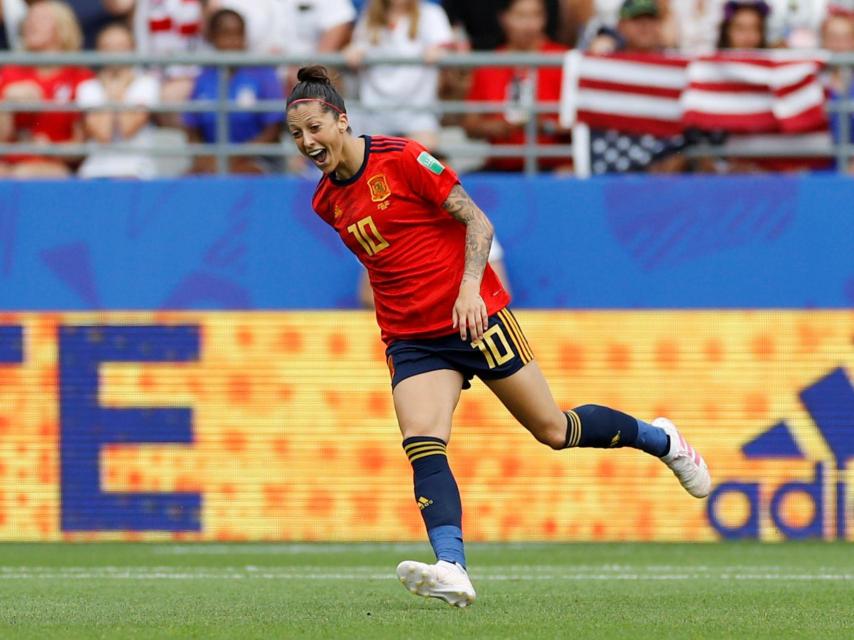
[0,50,852,176]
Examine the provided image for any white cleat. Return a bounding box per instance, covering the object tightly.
[655,417,712,498]
[396,559,476,608]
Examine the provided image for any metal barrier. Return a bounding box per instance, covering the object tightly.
[0,51,852,176]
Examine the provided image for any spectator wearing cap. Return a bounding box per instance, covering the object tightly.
[618,0,665,52]
[587,0,689,175]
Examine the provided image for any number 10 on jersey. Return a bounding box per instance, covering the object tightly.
[347,216,389,257]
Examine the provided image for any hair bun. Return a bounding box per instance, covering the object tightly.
[297,65,332,85]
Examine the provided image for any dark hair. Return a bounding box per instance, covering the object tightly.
[207,8,245,39]
[723,0,770,21]
[717,1,769,49]
[496,0,545,13]
[286,65,347,115]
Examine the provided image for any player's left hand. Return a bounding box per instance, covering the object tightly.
[452,281,489,342]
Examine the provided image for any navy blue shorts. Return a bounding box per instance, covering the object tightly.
[385,307,535,389]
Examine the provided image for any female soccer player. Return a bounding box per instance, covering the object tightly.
[286,65,710,608]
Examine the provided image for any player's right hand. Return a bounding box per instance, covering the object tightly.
[452,281,489,342]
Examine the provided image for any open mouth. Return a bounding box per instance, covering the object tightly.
[308,148,328,166]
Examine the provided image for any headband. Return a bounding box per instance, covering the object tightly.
[287,98,345,114]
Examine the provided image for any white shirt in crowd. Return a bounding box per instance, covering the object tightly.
[669,0,727,53]
[1,0,27,49]
[133,0,203,77]
[278,0,356,56]
[216,0,356,55]
[350,2,453,136]
[766,0,830,48]
[588,0,834,52]
[76,71,160,179]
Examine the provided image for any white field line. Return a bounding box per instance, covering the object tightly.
[0,567,850,581]
[157,543,747,556]
[153,544,449,555]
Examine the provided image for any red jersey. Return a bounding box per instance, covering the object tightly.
[0,65,94,160]
[312,136,511,344]
[467,40,568,171]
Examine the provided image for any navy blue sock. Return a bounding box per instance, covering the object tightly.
[402,436,466,568]
[564,405,669,457]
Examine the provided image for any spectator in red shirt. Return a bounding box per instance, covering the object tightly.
[462,0,570,172]
[0,0,93,177]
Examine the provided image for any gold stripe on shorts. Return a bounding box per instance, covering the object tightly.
[495,309,524,362]
[565,410,582,448]
[499,309,533,362]
[504,308,534,360]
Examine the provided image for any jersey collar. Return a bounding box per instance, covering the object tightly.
[330,135,371,187]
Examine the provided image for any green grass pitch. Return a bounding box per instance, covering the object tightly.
[0,542,851,639]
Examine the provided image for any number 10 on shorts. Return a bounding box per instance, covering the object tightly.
[471,325,514,368]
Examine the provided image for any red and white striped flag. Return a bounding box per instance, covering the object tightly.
[561,51,690,136]
[561,50,828,135]
[681,53,827,133]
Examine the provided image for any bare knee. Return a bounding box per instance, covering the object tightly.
[525,413,566,450]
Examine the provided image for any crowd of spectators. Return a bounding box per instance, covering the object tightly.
[0,0,852,178]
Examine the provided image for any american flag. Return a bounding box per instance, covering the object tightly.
[560,50,828,135]
[561,51,690,136]
[682,54,827,133]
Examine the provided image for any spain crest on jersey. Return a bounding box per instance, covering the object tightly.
[368,174,391,203]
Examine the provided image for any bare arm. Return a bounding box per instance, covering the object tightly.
[246,122,282,145]
[84,111,114,143]
[117,109,150,139]
[462,112,520,141]
[442,183,494,340]
[0,113,12,141]
[316,22,354,53]
[443,183,494,286]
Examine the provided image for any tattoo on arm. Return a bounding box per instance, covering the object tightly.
[443,184,494,285]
